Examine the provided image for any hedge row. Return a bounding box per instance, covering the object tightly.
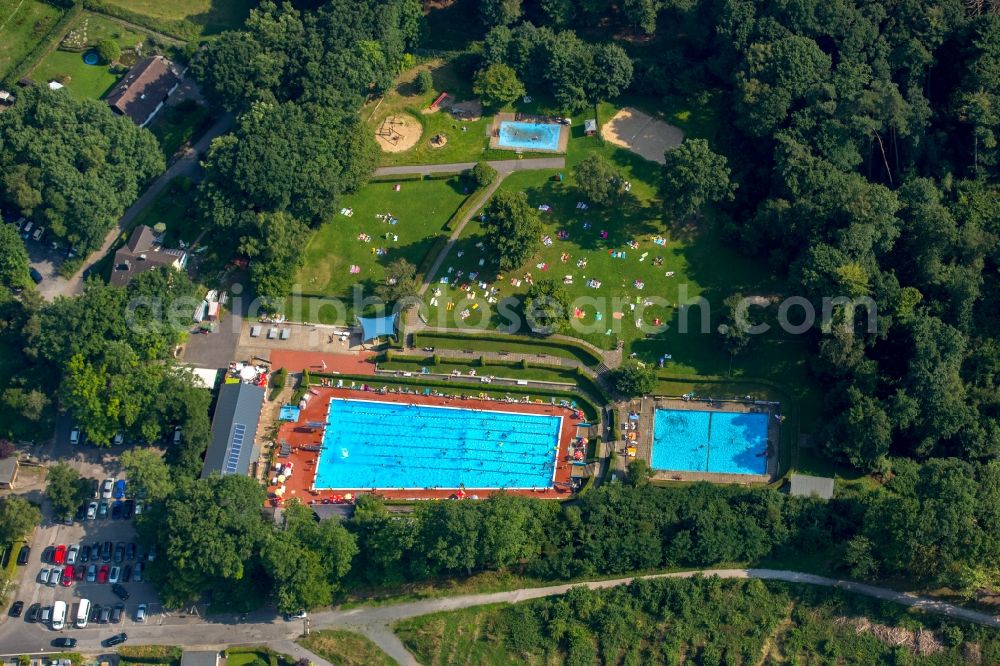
[224,646,294,666]
[369,172,424,183]
[413,330,604,367]
[414,234,449,282]
[118,646,182,664]
[443,182,488,231]
[309,371,602,421]
[1,2,84,89]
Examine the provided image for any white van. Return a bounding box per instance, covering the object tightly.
[76,598,91,628]
[51,600,66,630]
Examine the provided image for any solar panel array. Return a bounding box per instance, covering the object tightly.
[224,423,247,474]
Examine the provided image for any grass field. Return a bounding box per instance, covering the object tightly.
[286,178,470,324]
[379,355,580,384]
[299,630,398,666]
[29,12,150,99]
[0,0,64,80]
[91,0,252,39]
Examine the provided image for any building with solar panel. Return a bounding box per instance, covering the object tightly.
[201,382,267,479]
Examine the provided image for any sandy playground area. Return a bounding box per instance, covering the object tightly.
[601,107,684,164]
[375,114,422,153]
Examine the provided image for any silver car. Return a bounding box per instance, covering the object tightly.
[49,568,62,586]
[38,568,50,585]
[101,479,114,500]
[66,545,80,565]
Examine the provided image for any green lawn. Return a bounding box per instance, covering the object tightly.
[0,0,64,80]
[93,0,253,39]
[148,100,213,159]
[130,177,200,244]
[29,12,151,99]
[286,178,470,324]
[299,630,398,666]
[379,355,580,384]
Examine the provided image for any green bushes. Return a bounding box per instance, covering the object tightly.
[416,69,434,94]
[118,646,182,664]
[413,330,603,366]
[271,368,287,391]
[472,161,498,187]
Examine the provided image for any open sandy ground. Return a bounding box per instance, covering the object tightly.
[375,114,422,153]
[602,107,684,164]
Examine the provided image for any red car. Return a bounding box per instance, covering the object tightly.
[61,565,74,586]
[53,545,67,565]
[97,565,109,583]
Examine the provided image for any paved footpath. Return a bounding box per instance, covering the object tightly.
[1,568,996,664]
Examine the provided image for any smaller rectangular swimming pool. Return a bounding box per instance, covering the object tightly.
[652,409,770,476]
[497,121,562,151]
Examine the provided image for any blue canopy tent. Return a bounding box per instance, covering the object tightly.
[357,313,398,344]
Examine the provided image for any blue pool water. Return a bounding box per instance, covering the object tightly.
[651,409,769,475]
[82,51,99,66]
[315,399,562,489]
[278,405,300,421]
[497,121,562,151]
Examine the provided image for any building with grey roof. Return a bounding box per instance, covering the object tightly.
[200,382,266,479]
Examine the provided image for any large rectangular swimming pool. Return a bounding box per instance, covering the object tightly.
[315,399,562,489]
[651,409,769,475]
[497,121,562,151]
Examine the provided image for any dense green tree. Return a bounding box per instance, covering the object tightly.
[144,475,270,608]
[611,360,656,397]
[482,190,542,271]
[626,459,654,487]
[375,258,419,304]
[45,462,89,520]
[661,139,735,221]
[471,161,497,188]
[479,0,522,28]
[591,43,633,100]
[524,279,571,334]
[573,154,625,206]
[0,88,163,254]
[0,496,41,543]
[239,211,310,306]
[120,449,174,503]
[96,39,120,64]
[0,224,29,291]
[415,69,434,95]
[473,63,526,109]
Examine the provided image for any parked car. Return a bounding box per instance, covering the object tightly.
[86,502,98,520]
[98,565,109,583]
[103,633,127,647]
[98,500,109,518]
[16,545,30,566]
[111,501,123,520]
[114,542,125,563]
[9,601,24,617]
[121,565,132,583]
[113,432,124,446]
[99,605,111,624]
[20,221,32,239]
[26,603,41,623]
[125,542,136,560]
[31,226,44,241]
[38,568,50,585]
[110,604,124,624]
[89,604,102,624]
[134,501,144,515]
[284,610,307,621]
[39,606,51,625]
[74,504,87,522]
[132,562,143,583]
[53,638,77,649]
[66,545,79,565]
[113,479,126,499]
[109,566,120,584]
[91,478,100,499]
[79,544,90,564]
[86,563,97,583]
[69,428,80,445]
[102,541,112,561]
[123,500,135,519]
[53,545,66,565]
[41,546,54,563]
[91,542,101,561]
[146,545,156,561]
[61,565,74,586]
[101,478,114,499]
[28,267,42,284]
[111,583,129,601]
[74,565,85,581]
[49,568,62,586]
[135,604,146,623]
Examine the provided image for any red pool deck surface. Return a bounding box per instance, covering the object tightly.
[268,350,376,375]
[269,387,582,503]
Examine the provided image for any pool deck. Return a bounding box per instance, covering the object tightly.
[489,112,570,154]
[269,386,581,503]
[624,397,779,484]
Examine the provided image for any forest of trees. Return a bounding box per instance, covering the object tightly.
[190,0,418,304]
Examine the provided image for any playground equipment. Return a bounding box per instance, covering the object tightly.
[376,116,405,145]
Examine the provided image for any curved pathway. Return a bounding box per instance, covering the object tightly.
[1,569,995,663]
